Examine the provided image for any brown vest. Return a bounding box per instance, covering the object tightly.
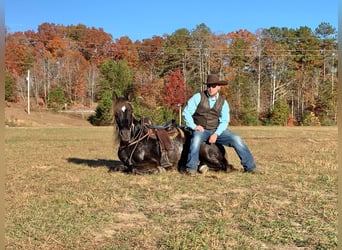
[193,91,224,130]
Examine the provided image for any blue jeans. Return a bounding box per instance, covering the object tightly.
[186,129,256,171]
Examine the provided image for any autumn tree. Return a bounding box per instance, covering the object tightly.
[66,24,113,62]
[5,21,337,126]
[37,23,66,45]
[161,68,191,114]
[209,34,231,76]
[5,32,34,76]
[112,36,139,67]
[65,25,114,105]
[135,35,165,79]
[132,77,168,124]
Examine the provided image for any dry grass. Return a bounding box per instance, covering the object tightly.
[5,126,337,249]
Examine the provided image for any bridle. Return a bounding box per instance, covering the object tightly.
[118,118,153,167]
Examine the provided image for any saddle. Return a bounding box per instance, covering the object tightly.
[148,119,178,151]
[145,119,181,168]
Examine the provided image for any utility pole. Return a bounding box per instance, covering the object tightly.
[177,104,182,125]
[257,49,261,124]
[27,70,30,114]
[331,53,335,95]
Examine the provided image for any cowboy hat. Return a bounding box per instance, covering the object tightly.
[204,74,228,85]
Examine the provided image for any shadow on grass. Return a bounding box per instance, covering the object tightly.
[67,157,128,172]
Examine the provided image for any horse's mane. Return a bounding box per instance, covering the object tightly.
[113,98,127,145]
[113,126,120,145]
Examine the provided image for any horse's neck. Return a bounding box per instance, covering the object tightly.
[132,119,144,135]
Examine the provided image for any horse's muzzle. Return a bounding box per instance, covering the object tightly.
[119,129,131,143]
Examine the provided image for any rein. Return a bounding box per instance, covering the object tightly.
[127,130,151,147]
[127,119,152,146]
[119,120,152,166]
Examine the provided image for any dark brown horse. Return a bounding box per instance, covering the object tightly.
[113,95,233,174]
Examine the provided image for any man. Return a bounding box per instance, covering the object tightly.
[182,74,263,176]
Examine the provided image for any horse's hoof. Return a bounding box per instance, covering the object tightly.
[198,165,209,174]
[157,166,167,173]
[225,165,237,173]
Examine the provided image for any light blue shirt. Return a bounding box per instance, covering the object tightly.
[182,92,230,136]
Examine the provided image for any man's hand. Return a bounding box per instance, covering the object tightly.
[194,125,204,132]
[208,133,218,144]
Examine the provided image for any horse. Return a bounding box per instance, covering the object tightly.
[112,95,234,174]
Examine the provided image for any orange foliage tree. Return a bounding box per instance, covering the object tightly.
[112,36,139,68]
[161,69,191,114]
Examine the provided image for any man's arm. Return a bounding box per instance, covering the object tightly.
[182,93,201,129]
[214,100,230,136]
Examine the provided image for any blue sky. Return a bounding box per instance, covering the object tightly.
[6,0,338,41]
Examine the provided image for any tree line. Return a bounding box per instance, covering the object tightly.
[5,22,337,126]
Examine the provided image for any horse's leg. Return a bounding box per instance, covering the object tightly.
[131,161,163,174]
[215,143,236,172]
[129,143,169,174]
[216,143,225,157]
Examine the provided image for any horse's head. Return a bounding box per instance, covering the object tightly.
[113,99,134,143]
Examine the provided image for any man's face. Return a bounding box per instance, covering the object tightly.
[206,84,221,97]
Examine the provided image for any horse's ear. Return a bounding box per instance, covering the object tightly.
[112,92,118,103]
[127,90,135,102]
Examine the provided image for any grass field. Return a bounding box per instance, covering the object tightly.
[5,126,337,249]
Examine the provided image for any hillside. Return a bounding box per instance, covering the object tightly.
[5,102,95,127]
